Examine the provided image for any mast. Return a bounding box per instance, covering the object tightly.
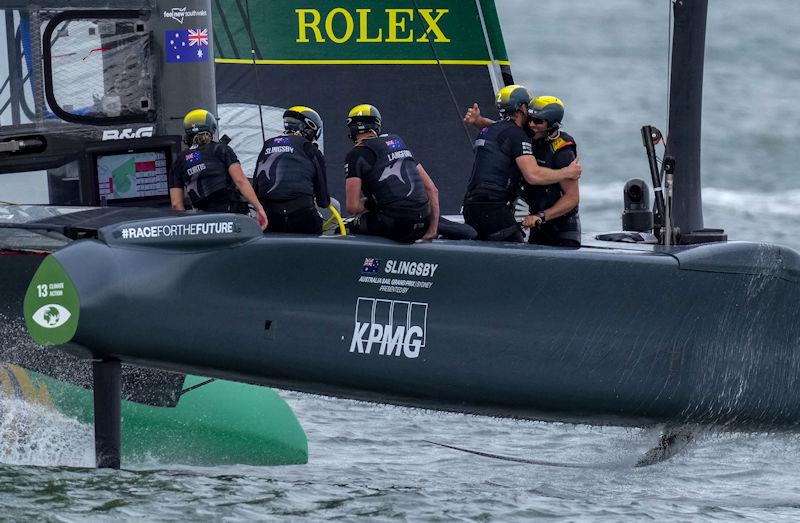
[667,0,724,243]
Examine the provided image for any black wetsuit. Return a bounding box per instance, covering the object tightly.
[462,120,533,242]
[168,142,247,213]
[252,134,331,235]
[523,131,581,247]
[345,133,431,244]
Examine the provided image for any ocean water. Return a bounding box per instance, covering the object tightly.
[504,0,800,250]
[3,1,800,521]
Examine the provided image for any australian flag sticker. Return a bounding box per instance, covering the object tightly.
[166,28,209,63]
[185,151,201,164]
[385,138,406,151]
[362,258,381,273]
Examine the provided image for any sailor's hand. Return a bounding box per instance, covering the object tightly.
[255,207,268,231]
[522,215,542,229]
[564,158,582,180]
[422,225,439,241]
[463,103,481,126]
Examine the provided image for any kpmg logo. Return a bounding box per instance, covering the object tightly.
[349,297,428,358]
[163,7,208,25]
[295,8,450,44]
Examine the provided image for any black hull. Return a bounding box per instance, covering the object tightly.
[0,246,184,407]
[26,213,800,430]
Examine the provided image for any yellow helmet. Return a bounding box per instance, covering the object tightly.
[183,109,217,143]
[283,105,323,141]
[528,95,565,129]
[495,85,533,118]
[346,104,382,140]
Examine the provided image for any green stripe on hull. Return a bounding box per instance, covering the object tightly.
[4,366,307,466]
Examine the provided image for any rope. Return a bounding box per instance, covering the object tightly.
[410,0,475,151]
[474,0,501,94]
[242,0,266,143]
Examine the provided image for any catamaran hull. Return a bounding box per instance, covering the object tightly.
[25,214,800,430]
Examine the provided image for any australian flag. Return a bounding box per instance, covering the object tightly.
[166,28,209,63]
[385,138,406,151]
[185,151,201,164]
[362,258,381,273]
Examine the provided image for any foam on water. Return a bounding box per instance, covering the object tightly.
[2,1,800,519]
[0,396,93,468]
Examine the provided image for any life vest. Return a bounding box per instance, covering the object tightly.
[181,142,236,208]
[465,120,526,204]
[524,131,579,217]
[359,134,428,210]
[253,134,317,201]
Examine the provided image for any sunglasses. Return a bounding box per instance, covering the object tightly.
[529,117,546,125]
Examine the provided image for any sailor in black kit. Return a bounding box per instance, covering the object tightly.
[462,85,581,242]
[252,106,331,234]
[169,109,267,229]
[344,104,440,243]
[521,96,581,247]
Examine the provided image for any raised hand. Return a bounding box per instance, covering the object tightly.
[463,103,482,126]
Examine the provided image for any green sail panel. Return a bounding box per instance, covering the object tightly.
[212,0,512,214]
[213,0,509,64]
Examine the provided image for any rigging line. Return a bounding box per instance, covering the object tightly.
[180,378,216,396]
[234,0,262,57]
[410,0,475,151]
[214,4,241,57]
[242,0,266,143]
[474,0,501,94]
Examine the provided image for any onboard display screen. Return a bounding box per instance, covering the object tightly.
[96,150,168,201]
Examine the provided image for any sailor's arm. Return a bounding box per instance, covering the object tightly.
[167,162,186,210]
[517,155,582,185]
[548,179,580,220]
[228,163,268,230]
[169,188,186,211]
[525,179,580,228]
[463,103,494,130]
[541,147,581,220]
[311,148,331,208]
[345,178,366,215]
[417,164,440,240]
